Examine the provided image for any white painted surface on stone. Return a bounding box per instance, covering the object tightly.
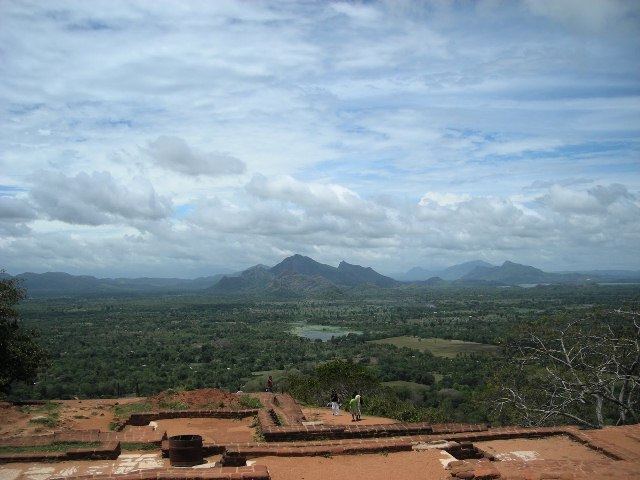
[413,440,459,451]
[0,468,21,480]
[134,453,164,469]
[0,453,165,480]
[22,466,55,480]
[57,467,79,477]
[85,463,111,476]
[113,453,163,474]
[0,454,166,480]
[495,450,540,462]
[513,450,539,461]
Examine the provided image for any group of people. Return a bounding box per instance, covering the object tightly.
[330,390,362,421]
[259,376,363,422]
[257,377,364,422]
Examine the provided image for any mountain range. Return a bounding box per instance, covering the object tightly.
[396,260,494,281]
[2,255,639,298]
[0,271,227,296]
[454,261,589,286]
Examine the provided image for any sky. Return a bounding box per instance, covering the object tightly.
[1,0,639,278]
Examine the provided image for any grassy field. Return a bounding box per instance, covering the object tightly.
[369,336,499,358]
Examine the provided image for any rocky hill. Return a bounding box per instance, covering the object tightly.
[210,254,399,297]
[455,261,595,285]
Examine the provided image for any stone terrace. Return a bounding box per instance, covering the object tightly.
[1,393,640,480]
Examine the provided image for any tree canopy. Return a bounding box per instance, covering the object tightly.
[0,274,49,393]
[285,359,379,407]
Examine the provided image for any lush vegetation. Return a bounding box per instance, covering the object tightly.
[369,336,499,358]
[6,283,639,426]
[0,275,49,391]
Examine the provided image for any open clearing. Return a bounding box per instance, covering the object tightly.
[368,336,499,358]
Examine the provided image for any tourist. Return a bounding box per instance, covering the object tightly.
[349,393,358,421]
[354,391,362,421]
[266,375,274,393]
[330,390,340,416]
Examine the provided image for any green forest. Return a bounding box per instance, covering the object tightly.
[7,283,640,427]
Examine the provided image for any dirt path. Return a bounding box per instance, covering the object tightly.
[254,450,452,480]
[301,406,397,426]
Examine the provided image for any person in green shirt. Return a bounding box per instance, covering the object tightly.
[348,395,357,421]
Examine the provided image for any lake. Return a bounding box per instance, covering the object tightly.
[289,322,362,341]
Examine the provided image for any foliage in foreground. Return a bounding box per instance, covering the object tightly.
[489,305,640,428]
[0,274,49,393]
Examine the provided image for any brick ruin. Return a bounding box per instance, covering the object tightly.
[1,392,639,480]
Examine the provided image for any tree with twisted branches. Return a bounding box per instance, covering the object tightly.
[490,304,639,428]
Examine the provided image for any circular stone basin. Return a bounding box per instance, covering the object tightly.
[168,434,204,467]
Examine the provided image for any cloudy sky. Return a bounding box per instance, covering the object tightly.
[1,0,639,278]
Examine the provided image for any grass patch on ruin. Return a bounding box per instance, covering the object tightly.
[0,441,101,454]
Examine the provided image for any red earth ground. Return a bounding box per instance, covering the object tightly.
[2,390,639,480]
[0,392,452,480]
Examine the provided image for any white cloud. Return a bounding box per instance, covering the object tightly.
[0,0,638,275]
[540,184,638,216]
[588,184,634,207]
[524,0,639,33]
[0,196,37,220]
[419,192,471,206]
[29,171,172,226]
[145,136,246,177]
[0,196,35,236]
[246,174,387,220]
[330,2,382,23]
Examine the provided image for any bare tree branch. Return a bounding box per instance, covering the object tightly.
[491,306,639,428]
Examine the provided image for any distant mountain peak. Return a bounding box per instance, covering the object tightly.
[338,260,372,271]
[265,254,399,289]
[337,260,398,287]
[396,260,495,281]
[245,264,269,272]
[460,260,559,285]
[270,254,336,277]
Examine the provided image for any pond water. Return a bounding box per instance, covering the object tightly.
[290,323,362,342]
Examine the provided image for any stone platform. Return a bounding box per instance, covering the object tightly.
[1,393,639,480]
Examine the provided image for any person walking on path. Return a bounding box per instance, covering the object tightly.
[266,376,273,393]
[354,391,362,421]
[349,392,361,421]
[330,390,340,416]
